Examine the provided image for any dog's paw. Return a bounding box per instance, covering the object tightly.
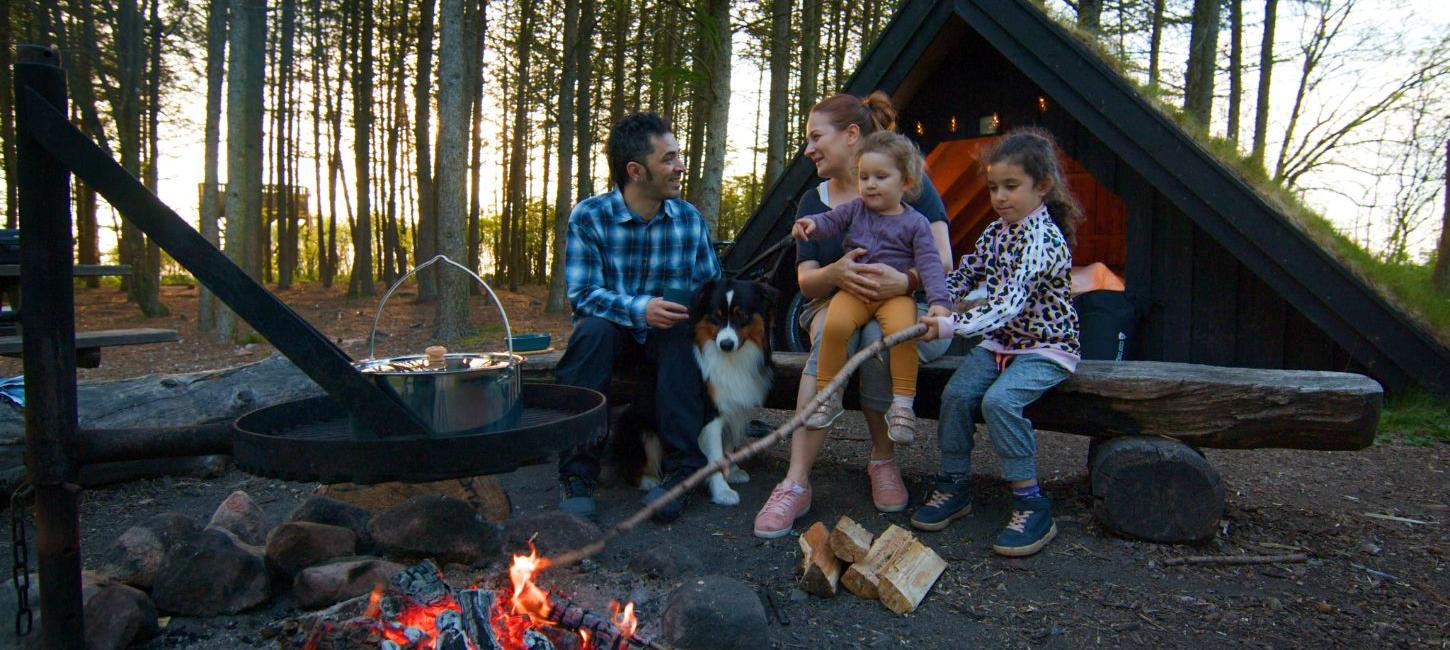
[639,475,661,491]
[710,485,741,506]
[727,467,750,484]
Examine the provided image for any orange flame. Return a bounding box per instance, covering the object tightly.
[610,600,638,641]
[509,546,553,621]
[579,629,591,648]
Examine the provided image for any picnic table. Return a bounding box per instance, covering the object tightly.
[0,263,179,368]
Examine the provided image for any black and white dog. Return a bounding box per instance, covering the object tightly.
[619,279,776,506]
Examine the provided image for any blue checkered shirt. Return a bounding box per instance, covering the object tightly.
[565,188,720,341]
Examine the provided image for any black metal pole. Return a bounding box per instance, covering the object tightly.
[15,45,84,649]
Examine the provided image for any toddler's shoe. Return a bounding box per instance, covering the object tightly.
[909,474,971,531]
[803,391,844,429]
[992,495,1057,557]
[867,458,908,512]
[753,479,812,538]
[885,403,916,444]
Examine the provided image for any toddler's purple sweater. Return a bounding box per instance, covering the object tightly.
[805,198,950,307]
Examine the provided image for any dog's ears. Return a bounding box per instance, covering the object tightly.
[691,279,718,320]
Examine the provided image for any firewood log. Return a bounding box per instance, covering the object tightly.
[877,539,947,614]
[797,521,842,597]
[842,525,913,600]
[830,516,874,563]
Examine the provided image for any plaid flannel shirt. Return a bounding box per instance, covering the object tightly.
[564,188,720,341]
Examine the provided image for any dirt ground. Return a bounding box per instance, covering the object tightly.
[2,283,1448,649]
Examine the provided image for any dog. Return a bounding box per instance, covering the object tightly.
[617,279,777,506]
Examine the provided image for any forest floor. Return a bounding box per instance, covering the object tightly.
[2,282,1448,648]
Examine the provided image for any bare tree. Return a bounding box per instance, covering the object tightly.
[218,0,266,343]
[436,0,472,340]
[1183,0,1220,130]
[1227,0,1243,146]
[697,0,732,236]
[351,0,376,297]
[763,0,792,189]
[1148,0,1166,86]
[548,0,580,313]
[1251,0,1276,168]
[414,0,438,301]
[199,0,227,332]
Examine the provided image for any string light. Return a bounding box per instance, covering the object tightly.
[949,115,957,132]
[915,121,924,136]
[1037,96,1047,112]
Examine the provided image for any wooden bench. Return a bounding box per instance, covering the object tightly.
[0,327,180,368]
[521,350,1383,542]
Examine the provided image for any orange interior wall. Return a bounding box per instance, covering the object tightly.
[926,137,1127,270]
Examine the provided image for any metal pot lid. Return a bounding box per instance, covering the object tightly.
[356,352,516,375]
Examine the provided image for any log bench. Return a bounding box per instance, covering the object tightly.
[0,327,180,368]
[520,350,1383,543]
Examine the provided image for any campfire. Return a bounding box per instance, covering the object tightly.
[298,550,650,650]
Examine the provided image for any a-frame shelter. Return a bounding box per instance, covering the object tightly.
[723,0,1450,395]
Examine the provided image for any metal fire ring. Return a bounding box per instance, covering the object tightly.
[232,383,606,484]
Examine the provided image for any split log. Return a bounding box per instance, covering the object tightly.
[521,352,1383,450]
[797,521,842,597]
[877,539,947,615]
[842,525,914,600]
[1090,436,1224,543]
[829,516,873,563]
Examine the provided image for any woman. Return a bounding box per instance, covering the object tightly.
[753,92,953,539]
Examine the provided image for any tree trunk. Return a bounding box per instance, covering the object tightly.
[799,0,822,126]
[1148,0,1165,86]
[764,0,792,190]
[1078,0,1103,32]
[414,0,438,301]
[435,0,472,340]
[199,0,228,332]
[697,0,731,236]
[1432,140,1450,295]
[548,0,580,313]
[608,0,628,128]
[218,0,267,343]
[115,0,148,306]
[76,183,100,287]
[1227,0,1243,146]
[351,0,376,297]
[277,0,299,290]
[1250,0,1277,170]
[467,0,485,281]
[310,0,327,287]
[504,0,536,291]
[576,0,595,201]
[139,0,167,316]
[381,0,407,287]
[0,0,15,229]
[1183,0,1220,130]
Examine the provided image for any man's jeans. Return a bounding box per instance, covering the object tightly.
[554,317,708,486]
[936,347,1069,482]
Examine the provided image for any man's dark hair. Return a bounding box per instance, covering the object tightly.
[607,112,671,188]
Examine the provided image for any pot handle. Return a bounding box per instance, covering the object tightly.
[367,255,514,360]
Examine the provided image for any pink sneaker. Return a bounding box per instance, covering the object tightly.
[753,480,811,539]
[868,457,909,512]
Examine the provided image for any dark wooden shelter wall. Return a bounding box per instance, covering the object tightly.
[894,21,1368,375]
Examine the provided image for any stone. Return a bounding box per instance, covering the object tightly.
[318,475,511,523]
[500,511,600,557]
[151,527,271,616]
[660,576,769,650]
[97,512,198,589]
[288,496,374,548]
[207,490,271,546]
[0,572,112,648]
[84,584,160,650]
[627,544,704,580]
[368,496,501,565]
[265,522,358,578]
[293,558,406,611]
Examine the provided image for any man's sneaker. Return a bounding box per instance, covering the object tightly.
[753,479,811,539]
[885,403,917,444]
[558,475,596,519]
[909,475,971,532]
[992,495,1057,557]
[641,473,691,524]
[867,458,908,512]
[803,391,844,429]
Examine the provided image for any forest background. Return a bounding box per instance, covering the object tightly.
[0,0,1447,342]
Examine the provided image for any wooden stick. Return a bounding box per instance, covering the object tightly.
[546,323,930,570]
[1163,553,1308,567]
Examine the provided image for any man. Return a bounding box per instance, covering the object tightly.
[555,112,720,522]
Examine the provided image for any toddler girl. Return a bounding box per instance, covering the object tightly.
[791,131,951,443]
[911,127,1083,558]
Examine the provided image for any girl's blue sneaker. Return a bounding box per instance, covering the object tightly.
[909,475,972,532]
[992,495,1057,557]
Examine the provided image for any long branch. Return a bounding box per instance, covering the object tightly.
[546,323,930,570]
